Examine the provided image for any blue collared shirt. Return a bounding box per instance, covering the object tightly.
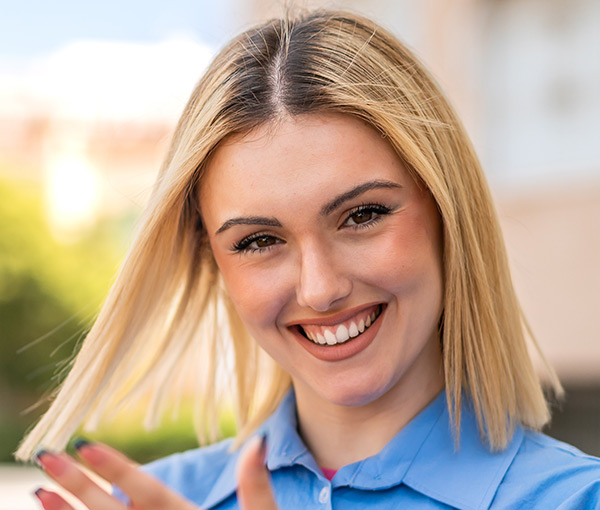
[137,390,600,509]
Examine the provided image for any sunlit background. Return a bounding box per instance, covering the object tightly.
[1,0,599,507]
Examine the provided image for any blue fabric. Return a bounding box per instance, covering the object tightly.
[134,390,600,509]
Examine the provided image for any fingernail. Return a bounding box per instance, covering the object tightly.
[73,439,104,465]
[35,451,68,476]
[72,437,92,450]
[258,431,267,458]
[34,449,50,467]
[33,488,49,509]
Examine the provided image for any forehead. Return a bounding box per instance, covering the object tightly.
[199,114,409,200]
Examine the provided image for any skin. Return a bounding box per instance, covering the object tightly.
[201,113,445,469]
[34,438,276,510]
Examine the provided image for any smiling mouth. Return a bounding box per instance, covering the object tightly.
[296,304,384,346]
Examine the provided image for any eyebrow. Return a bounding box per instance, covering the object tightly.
[215,216,282,235]
[320,179,403,216]
[214,179,402,235]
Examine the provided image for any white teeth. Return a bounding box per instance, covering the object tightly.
[302,306,382,345]
[324,330,337,345]
[335,325,350,343]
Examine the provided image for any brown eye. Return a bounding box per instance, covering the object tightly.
[255,236,276,248]
[349,210,374,225]
[343,204,392,228]
[232,233,282,253]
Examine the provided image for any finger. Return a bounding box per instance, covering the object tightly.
[236,435,278,510]
[74,440,196,510]
[34,488,74,510]
[73,439,139,468]
[36,451,127,510]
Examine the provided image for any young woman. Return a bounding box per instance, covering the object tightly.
[19,9,600,510]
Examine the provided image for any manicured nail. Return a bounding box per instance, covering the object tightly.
[34,449,50,467]
[35,449,49,459]
[72,437,92,450]
[35,451,68,476]
[73,439,105,465]
[33,487,61,510]
[258,431,267,458]
[33,488,49,509]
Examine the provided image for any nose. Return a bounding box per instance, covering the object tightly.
[296,240,352,312]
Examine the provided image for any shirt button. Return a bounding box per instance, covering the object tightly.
[318,486,330,504]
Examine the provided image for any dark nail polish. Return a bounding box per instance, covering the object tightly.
[34,450,68,476]
[34,487,46,499]
[72,437,92,450]
[34,449,50,466]
[259,431,267,457]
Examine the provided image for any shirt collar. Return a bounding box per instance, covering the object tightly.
[332,390,445,489]
[262,390,322,474]
[201,444,241,509]
[403,393,524,510]
[341,391,524,510]
[202,389,524,510]
[202,391,314,508]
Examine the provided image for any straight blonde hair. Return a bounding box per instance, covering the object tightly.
[16,9,561,461]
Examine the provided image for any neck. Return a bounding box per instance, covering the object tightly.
[293,345,444,470]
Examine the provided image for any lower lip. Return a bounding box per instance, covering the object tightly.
[292,306,386,362]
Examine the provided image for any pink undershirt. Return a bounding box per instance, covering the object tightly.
[321,467,338,481]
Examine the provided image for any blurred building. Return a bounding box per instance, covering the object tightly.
[0,38,211,234]
[1,0,598,451]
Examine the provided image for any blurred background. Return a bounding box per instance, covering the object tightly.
[1,0,599,506]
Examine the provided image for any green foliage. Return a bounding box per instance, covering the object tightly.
[0,177,235,464]
[71,405,237,465]
[0,178,125,461]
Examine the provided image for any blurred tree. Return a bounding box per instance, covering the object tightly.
[0,178,124,462]
[0,177,234,464]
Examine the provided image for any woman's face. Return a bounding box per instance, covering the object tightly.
[200,114,444,409]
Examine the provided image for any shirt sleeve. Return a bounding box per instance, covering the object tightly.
[556,480,600,509]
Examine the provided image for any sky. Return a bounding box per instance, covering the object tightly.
[0,1,232,59]
[0,1,234,122]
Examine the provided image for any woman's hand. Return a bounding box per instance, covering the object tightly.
[34,436,278,510]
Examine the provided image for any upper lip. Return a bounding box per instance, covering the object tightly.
[285,302,384,328]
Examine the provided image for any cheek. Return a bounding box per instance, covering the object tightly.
[361,218,443,298]
[216,256,291,329]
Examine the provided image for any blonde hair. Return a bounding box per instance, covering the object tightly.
[16,9,561,461]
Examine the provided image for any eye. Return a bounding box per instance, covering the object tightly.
[343,203,392,228]
[348,209,376,225]
[232,233,282,254]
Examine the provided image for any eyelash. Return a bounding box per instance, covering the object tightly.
[344,203,392,230]
[231,202,393,255]
[232,232,281,254]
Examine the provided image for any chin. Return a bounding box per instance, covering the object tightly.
[316,377,391,408]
